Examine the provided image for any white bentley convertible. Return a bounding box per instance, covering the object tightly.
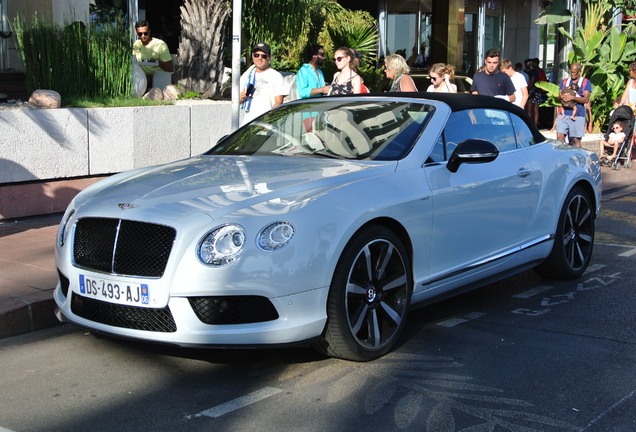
[54,94,601,361]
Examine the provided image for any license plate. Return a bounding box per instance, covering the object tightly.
[78,275,150,307]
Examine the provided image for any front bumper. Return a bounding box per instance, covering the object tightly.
[54,275,329,347]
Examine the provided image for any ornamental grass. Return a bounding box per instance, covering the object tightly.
[12,15,132,99]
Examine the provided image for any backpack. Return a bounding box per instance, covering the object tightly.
[561,77,589,92]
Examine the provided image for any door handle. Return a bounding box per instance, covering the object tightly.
[517,168,532,178]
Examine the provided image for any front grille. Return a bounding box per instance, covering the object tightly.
[189,296,279,324]
[71,293,177,332]
[73,218,176,277]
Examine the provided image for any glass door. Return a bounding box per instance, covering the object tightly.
[484,0,503,51]
[540,23,556,81]
[382,0,431,67]
[463,12,476,75]
[463,0,479,75]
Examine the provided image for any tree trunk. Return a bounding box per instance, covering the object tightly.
[177,0,230,98]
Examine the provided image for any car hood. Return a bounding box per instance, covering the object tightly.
[75,155,394,221]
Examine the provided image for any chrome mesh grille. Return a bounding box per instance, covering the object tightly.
[73,218,176,277]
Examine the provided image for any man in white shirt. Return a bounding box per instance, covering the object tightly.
[501,58,528,109]
[240,43,286,125]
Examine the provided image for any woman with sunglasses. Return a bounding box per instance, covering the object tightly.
[330,47,362,95]
[384,54,417,92]
[426,63,457,93]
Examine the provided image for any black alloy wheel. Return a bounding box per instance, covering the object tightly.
[536,186,595,280]
[318,225,412,361]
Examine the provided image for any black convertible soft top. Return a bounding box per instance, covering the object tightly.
[348,92,547,144]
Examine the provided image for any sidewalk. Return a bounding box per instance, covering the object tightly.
[1,133,635,340]
[0,214,62,339]
[543,131,636,199]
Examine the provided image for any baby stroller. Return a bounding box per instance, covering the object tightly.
[602,105,634,170]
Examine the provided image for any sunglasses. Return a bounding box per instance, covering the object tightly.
[334,56,347,62]
[315,52,325,58]
[136,31,149,36]
[430,76,439,81]
[252,53,269,59]
[613,126,622,129]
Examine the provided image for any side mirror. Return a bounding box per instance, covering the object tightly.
[447,139,499,173]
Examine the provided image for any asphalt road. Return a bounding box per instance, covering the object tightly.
[1,194,635,432]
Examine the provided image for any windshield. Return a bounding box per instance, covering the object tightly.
[207,100,435,161]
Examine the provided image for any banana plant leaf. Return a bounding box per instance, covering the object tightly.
[536,81,561,107]
[535,0,571,25]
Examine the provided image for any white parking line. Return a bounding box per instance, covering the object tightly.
[618,246,636,257]
[436,312,486,327]
[578,387,636,431]
[196,387,283,418]
[583,264,605,274]
[513,285,553,299]
[0,426,17,432]
[597,242,636,257]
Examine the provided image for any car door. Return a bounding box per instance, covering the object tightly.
[424,108,539,286]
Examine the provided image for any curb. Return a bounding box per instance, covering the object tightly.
[602,183,636,202]
[0,295,59,340]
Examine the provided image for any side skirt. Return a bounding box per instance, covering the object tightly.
[411,234,553,308]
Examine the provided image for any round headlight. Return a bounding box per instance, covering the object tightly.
[198,224,246,266]
[257,222,295,251]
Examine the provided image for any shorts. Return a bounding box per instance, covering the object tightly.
[556,115,586,139]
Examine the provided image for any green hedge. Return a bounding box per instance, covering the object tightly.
[12,16,131,98]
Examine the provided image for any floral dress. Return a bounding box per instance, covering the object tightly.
[330,71,356,95]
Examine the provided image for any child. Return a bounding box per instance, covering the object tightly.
[599,120,626,160]
[558,83,580,120]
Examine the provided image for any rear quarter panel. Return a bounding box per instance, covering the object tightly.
[523,139,601,242]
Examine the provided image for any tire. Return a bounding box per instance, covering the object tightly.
[536,186,595,280]
[626,160,633,169]
[317,225,412,361]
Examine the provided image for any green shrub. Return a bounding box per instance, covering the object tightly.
[242,0,382,90]
[12,15,132,99]
[179,91,202,99]
[62,96,172,108]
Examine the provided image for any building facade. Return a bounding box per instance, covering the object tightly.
[1,0,561,78]
[368,0,548,75]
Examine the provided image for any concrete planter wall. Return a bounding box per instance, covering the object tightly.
[1,101,232,183]
[0,101,232,219]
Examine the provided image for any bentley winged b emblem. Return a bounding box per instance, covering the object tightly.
[118,203,139,210]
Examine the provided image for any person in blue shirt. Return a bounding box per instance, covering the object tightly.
[470,48,515,103]
[296,44,331,99]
